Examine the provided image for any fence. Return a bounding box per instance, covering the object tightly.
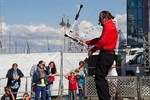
[0,76,32,98]
[84,76,150,100]
[0,76,67,99]
[0,75,150,100]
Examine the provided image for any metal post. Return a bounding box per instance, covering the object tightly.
[136,66,141,100]
[64,27,66,52]
[58,51,64,100]
[25,77,28,92]
[15,41,17,53]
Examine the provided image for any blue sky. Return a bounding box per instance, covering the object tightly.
[0,0,127,53]
[1,0,126,27]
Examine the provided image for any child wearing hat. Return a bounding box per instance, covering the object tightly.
[64,70,78,100]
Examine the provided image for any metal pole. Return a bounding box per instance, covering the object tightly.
[15,41,17,53]
[136,66,141,100]
[59,51,64,100]
[64,27,66,52]
[25,77,28,92]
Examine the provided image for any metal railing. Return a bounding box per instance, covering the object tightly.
[0,76,32,98]
[0,76,68,99]
[0,72,150,100]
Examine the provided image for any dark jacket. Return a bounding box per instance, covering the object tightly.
[45,67,54,84]
[1,94,13,100]
[6,68,24,87]
[32,70,49,85]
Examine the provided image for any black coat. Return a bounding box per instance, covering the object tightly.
[6,68,24,87]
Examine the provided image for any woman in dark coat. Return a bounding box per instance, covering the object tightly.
[6,63,24,100]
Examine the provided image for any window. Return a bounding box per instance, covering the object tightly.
[132,54,143,64]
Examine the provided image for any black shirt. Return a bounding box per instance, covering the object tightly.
[1,94,12,100]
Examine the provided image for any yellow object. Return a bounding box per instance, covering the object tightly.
[37,79,46,86]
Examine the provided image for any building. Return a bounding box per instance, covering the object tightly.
[127,0,150,48]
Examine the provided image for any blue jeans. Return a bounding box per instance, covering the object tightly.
[78,83,84,100]
[35,85,46,100]
[46,83,53,100]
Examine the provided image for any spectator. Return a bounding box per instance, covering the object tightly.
[30,64,37,99]
[32,60,48,100]
[21,92,31,100]
[6,63,24,99]
[75,61,85,100]
[30,64,38,76]
[1,86,15,100]
[46,61,59,100]
[30,61,46,99]
[64,70,78,100]
[30,62,46,76]
[30,60,45,98]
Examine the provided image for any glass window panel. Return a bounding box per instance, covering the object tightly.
[127,34,138,46]
[128,13,135,25]
[127,23,136,34]
[138,0,142,8]
[127,0,144,47]
[128,9,138,20]
[137,21,143,33]
[137,9,142,20]
[134,20,138,34]
[137,21,143,45]
[128,0,137,8]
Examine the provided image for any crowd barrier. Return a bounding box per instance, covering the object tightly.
[0,76,68,99]
[0,75,150,100]
[84,76,150,100]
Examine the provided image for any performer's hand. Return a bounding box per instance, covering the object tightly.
[79,41,87,46]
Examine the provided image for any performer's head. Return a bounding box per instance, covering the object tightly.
[98,10,114,26]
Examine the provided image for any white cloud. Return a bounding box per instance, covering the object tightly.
[0,22,63,53]
[78,14,127,40]
[115,14,127,33]
[79,20,102,40]
[0,13,126,53]
[115,13,127,40]
[80,21,93,29]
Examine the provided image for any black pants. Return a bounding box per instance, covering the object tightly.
[95,51,115,100]
[68,90,77,100]
[11,88,19,100]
